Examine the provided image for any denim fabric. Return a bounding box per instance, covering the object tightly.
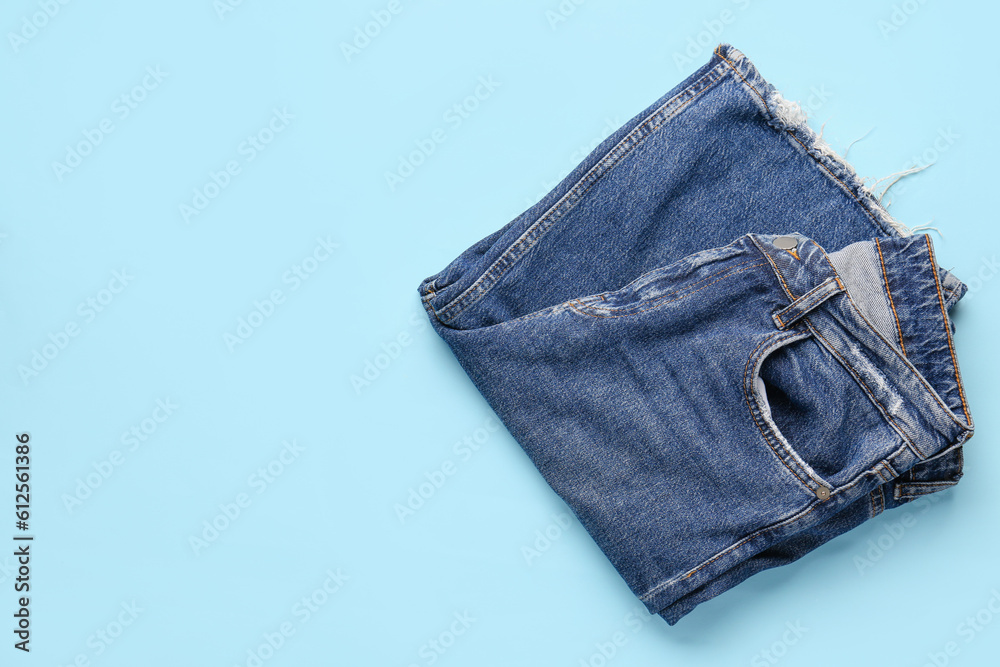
[416,44,974,624]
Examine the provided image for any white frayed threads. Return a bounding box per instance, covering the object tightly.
[769,91,809,127]
[879,214,914,237]
[769,91,845,167]
[813,128,848,165]
[767,89,913,237]
[866,164,931,206]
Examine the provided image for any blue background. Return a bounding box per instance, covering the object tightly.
[2,1,998,665]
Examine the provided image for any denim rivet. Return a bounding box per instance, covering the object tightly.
[774,235,798,250]
[815,486,831,501]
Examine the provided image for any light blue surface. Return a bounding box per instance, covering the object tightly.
[2,1,998,665]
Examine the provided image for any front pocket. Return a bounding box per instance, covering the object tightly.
[745,329,896,492]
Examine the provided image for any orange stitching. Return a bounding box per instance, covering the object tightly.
[807,323,923,458]
[873,487,884,515]
[923,235,973,426]
[742,332,816,489]
[774,278,840,327]
[713,46,768,107]
[811,241,966,430]
[713,49,889,235]
[440,66,725,324]
[754,240,796,300]
[648,465,900,597]
[678,502,823,581]
[875,238,908,357]
[645,453,900,597]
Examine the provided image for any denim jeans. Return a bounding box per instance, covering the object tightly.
[417,44,974,624]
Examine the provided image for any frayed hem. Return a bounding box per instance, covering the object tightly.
[766,87,914,238]
[714,44,914,239]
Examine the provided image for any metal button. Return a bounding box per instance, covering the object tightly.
[774,235,798,250]
[815,486,831,501]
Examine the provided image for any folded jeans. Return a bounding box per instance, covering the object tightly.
[417,44,973,624]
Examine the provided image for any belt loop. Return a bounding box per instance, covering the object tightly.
[772,276,844,329]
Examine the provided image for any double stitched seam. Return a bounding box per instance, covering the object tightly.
[572,261,765,318]
[645,459,898,602]
[755,242,796,301]
[773,278,840,329]
[421,283,452,327]
[874,238,908,357]
[813,243,968,431]
[870,487,884,516]
[436,65,727,324]
[923,235,973,426]
[714,47,888,235]
[758,239,948,454]
[894,481,956,500]
[643,499,825,600]
[828,466,895,501]
[805,321,926,459]
[742,332,819,490]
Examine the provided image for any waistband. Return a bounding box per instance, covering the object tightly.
[749,232,974,474]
